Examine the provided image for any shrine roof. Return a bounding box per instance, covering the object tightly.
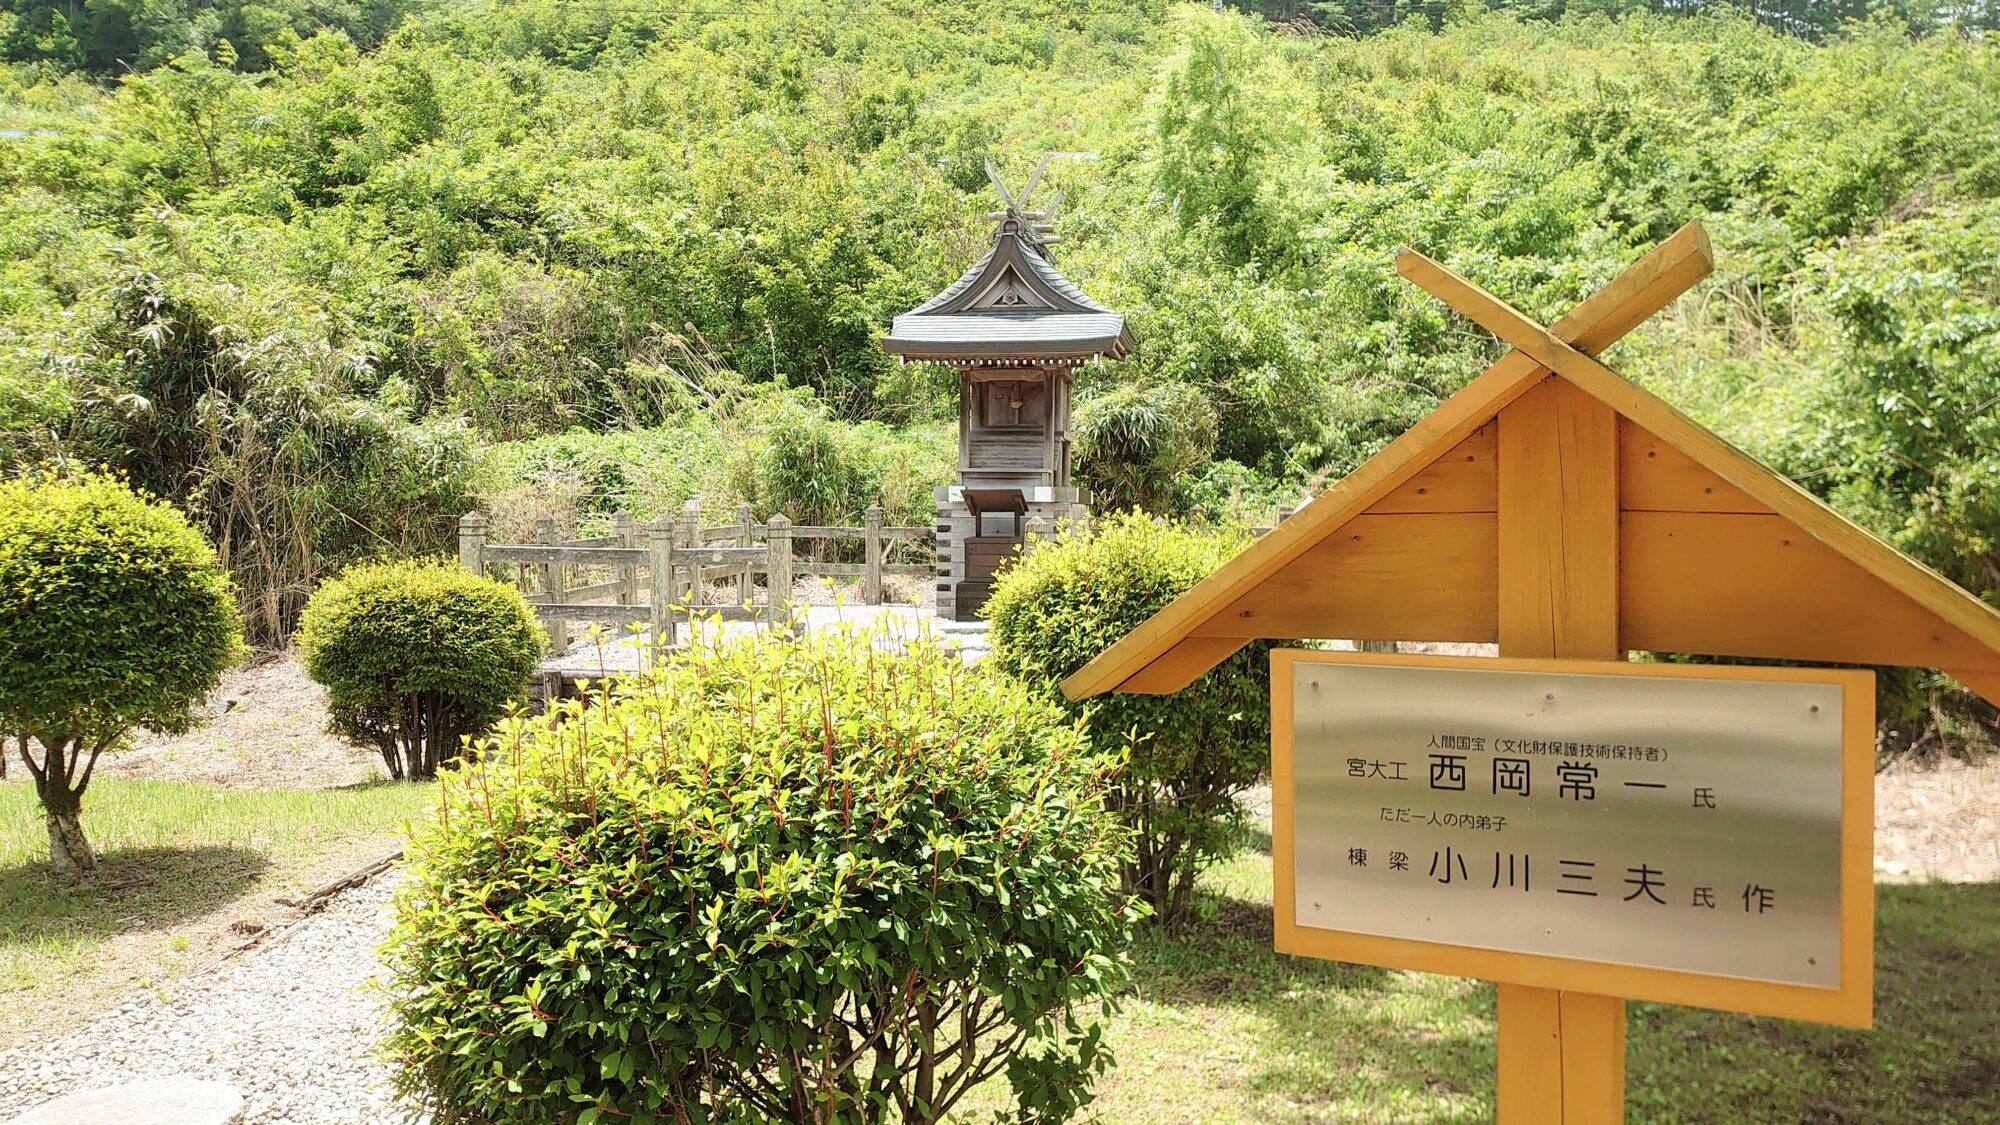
[882,218,1133,364]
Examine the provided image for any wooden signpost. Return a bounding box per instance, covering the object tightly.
[1061,222,2000,1122]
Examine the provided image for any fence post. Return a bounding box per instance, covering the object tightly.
[766,514,793,631]
[613,510,636,606]
[457,512,487,576]
[536,516,568,654]
[648,514,676,654]
[679,500,702,610]
[736,502,754,605]
[863,504,884,605]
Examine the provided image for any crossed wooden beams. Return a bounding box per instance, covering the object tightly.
[1401,220,1715,405]
[1398,227,2000,701]
[1061,220,2000,708]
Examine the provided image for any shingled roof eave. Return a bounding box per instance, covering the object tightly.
[898,225,1117,321]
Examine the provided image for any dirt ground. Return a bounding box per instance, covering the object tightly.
[1873,753,2000,882]
[101,656,387,790]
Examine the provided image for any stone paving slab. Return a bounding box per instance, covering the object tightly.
[6,1078,244,1125]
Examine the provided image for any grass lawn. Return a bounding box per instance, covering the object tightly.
[0,777,434,1041]
[1000,844,2000,1124]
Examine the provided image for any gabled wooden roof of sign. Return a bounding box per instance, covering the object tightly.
[881,160,1133,365]
[1060,221,2000,708]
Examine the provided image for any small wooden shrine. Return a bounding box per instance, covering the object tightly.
[881,161,1132,619]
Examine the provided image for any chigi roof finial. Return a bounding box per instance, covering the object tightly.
[982,156,1062,252]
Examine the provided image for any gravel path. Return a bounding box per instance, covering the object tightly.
[0,874,411,1125]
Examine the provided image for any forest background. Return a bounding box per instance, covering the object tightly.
[2,0,1997,750]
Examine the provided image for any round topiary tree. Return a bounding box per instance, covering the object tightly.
[383,624,1135,1125]
[297,558,544,781]
[0,472,243,875]
[983,511,1273,929]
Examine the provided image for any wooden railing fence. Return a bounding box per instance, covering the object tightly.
[458,501,934,651]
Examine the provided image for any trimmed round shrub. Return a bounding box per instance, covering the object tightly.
[0,472,242,874]
[383,624,1135,1124]
[297,558,544,781]
[983,511,1273,929]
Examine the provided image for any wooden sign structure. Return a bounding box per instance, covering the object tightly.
[1060,221,2000,1123]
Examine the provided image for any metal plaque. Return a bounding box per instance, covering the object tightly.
[1290,658,1846,988]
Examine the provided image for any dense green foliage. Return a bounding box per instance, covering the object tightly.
[3,2,1997,737]
[985,513,1273,928]
[1741,204,2000,753]
[384,624,1134,1124]
[10,0,1996,81]
[1,0,429,74]
[297,557,542,780]
[1073,382,1218,514]
[476,390,951,542]
[0,472,241,871]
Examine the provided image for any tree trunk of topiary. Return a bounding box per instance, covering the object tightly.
[378,736,405,781]
[21,736,100,874]
[46,809,96,875]
[379,693,445,782]
[399,690,435,781]
[392,690,468,782]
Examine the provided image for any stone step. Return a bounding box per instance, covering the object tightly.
[6,1079,243,1125]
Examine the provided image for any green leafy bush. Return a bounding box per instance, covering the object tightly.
[297,558,543,781]
[983,512,1272,928]
[1183,458,1301,528]
[1800,203,2000,755]
[382,624,1135,1124]
[1073,381,1219,514]
[0,472,242,874]
[728,392,954,530]
[734,393,876,529]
